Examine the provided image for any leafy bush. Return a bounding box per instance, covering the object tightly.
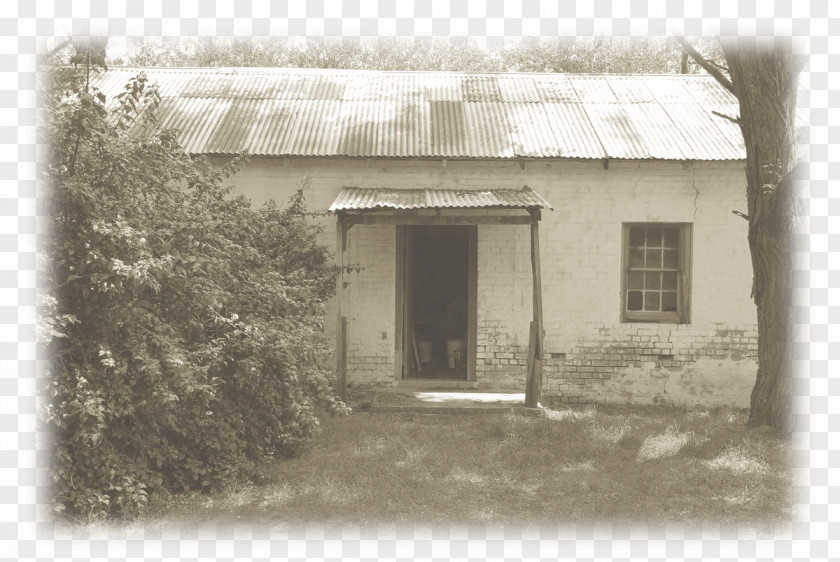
[40,58,348,521]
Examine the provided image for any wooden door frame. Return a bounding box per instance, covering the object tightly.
[339,207,542,405]
[466,226,477,382]
[395,225,477,382]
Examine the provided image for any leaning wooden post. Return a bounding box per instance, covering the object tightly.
[525,321,538,407]
[336,214,347,401]
[525,210,544,408]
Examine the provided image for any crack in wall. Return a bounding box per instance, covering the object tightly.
[682,162,700,222]
[687,161,700,221]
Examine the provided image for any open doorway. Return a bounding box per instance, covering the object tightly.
[401,225,476,380]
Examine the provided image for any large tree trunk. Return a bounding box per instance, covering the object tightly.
[721,40,800,434]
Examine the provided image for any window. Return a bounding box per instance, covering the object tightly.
[621,223,691,323]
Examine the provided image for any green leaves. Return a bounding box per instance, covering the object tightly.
[42,64,347,521]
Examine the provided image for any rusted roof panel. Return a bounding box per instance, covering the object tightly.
[240,99,292,155]
[206,98,254,153]
[505,103,563,157]
[283,99,343,156]
[533,75,579,103]
[622,103,694,160]
[329,187,553,212]
[168,97,231,154]
[541,102,606,159]
[337,100,378,156]
[497,77,542,102]
[461,102,513,158]
[92,67,751,160]
[582,103,649,159]
[462,76,503,102]
[429,100,466,157]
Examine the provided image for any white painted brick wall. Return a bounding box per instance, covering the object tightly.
[342,225,396,385]
[219,156,758,405]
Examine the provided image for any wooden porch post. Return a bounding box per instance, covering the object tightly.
[525,213,544,408]
[336,214,347,401]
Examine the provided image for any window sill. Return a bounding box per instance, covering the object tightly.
[623,314,685,324]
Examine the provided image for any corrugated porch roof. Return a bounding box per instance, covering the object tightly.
[328,186,553,212]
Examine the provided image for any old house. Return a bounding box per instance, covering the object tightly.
[99,66,760,407]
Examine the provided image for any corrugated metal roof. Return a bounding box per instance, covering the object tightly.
[582,103,649,159]
[329,187,553,212]
[93,67,752,160]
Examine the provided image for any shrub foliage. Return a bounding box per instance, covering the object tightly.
[41,59,347,520]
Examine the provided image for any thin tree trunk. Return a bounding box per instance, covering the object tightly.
[721,40,800,434]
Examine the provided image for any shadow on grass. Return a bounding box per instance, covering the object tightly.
[119,404,791,529]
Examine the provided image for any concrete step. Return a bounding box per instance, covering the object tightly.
[397,379,480,390]
[347,388,550,414]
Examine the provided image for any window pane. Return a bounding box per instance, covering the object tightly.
[663,249,679,270]
[629,248,644,268]
[646,227,663,247]
[645,249,662,268]
[644,291,660,311]
[663,228,680,248]
[624,224,690,321]
[627,291,643,311]
[629,227,645,247]
[662,291,678,312]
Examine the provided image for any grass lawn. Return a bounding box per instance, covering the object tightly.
[125,404,790,528]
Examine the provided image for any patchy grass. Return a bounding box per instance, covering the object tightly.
[112,404,791,528]
[704,439,771,475]
[636,424,696,461]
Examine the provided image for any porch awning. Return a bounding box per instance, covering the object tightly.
[328,186,553,213]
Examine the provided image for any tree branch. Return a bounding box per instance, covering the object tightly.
[712,110,742,125]
[704,58,730,74]
[676,37,736,97]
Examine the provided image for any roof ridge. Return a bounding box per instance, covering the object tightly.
[104,65,719,79]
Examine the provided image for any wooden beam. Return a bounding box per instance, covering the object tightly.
[403,227,415,378]
[528,220,544,407]
[342,214,537,226]
[336,217,347,401]
[467,226,477,382]
[341,222,351,251]
[394,226,405,381]
[531,221,544,342]
[525,321,538,408]
[339,316,347,400]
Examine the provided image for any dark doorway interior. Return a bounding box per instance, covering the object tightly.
[406,226,469,380]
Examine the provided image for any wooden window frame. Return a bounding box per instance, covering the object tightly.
[620,223,692,324]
